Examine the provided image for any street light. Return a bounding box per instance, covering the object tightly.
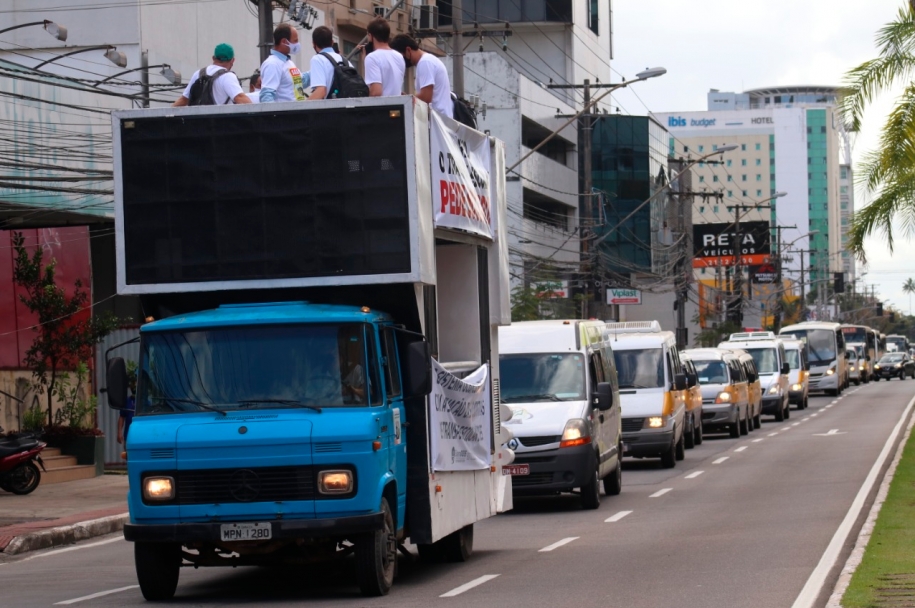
[33,45,127,70]
[0,20,67,42]
[505,67,668,174]
[91,64,181,87]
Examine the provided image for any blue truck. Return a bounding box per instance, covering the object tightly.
[105,97,513,600]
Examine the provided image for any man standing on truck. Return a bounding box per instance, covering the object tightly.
[307,26,358,100]
[260,23,308,102]
[172,44,251,106]
[362,17,405,97]
[389,34,453,117]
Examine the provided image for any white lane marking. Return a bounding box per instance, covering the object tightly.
[685,470,704,479]
[605,510,633,523]
[792,422,801,426]
[803,417,811,421]
[768,432,779,437]
[538,537,579,552]
[752,438,764,443]
[55,586,139,605]
[782,428,792,432]
[792,393,915,608]
[440,575,501,597]
[811,413,819,417]
[650,488,672,498]
[813,429,846,437]
[713,457,729,464]
[11,536,125,565]
[734,446,747,452]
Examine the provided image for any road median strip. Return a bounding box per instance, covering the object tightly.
[0,509,128,556]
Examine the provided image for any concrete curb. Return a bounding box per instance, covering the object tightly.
[825,407,915,607]
[3,513,129,556]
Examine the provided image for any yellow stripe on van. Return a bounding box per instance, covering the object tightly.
[663,391,675,416]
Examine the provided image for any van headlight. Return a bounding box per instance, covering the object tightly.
[826,369,835,375]
[143,476,175,501]
[768,385,780,395]
[318,470,354,495]
[715,392,731,403]
[644,415,668,429]
[560,419,592,448]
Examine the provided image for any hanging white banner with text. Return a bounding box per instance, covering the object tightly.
[429,110,493,240]
[430,359,492,471]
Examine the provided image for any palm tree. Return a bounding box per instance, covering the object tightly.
[840,3,915,259]
[903,277,915,314]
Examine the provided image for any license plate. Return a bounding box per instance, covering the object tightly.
[502,464,530,476]
[220,522,272,541]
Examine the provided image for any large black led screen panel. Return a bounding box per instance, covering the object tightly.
[120,106,411,285]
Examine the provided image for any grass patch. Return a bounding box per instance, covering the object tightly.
[843,426,915,607]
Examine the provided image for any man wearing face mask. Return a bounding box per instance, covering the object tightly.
[389,34,453,117]
[259,23,309,102]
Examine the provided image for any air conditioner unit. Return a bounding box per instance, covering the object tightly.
[415,4,438,30]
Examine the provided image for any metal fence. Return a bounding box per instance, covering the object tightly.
[95,327,140,466]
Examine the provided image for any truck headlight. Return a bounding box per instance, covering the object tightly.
[715,391,731,403]
[644,416,668,429]
[318,470,354,495]
[560,419,592,448]
[768,385,780,395]
[143,476,175,501]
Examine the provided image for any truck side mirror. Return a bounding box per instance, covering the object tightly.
[781,362,790,375]
[107,357,128,410]
[595,382,613,411]
[674,373,688,391]
[404,341,433,398]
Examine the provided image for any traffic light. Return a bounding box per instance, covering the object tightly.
[876,302,884,316]
[890,312,897,322]
[834,272,845,293]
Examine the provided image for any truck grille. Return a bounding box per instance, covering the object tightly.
[520,436,560,448]
[622,418,644,433]
[174,466,316,505]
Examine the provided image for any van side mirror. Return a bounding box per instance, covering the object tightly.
[687,373,698,388]
[674,373,688,391]
[781,362,790,375]
[595,382,613,411]
[866,356,872,362]
[107,357,128,410]
[403,341,433,398]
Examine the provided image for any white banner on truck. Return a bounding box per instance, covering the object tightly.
[430,360,492,471]
[430,110,493,240]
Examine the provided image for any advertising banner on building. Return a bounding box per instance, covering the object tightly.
[693,221,771,268]
[607,288,642,305]
[430,111,493,240]
[532,280,569,298]
[430,360,492,471]
[751,263,777,284]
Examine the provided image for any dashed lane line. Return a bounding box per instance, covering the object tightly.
[685,471,704,479]
[768,432,779,437]
[440,575,501,597]
[605,510,633,523]
[734,446,747,452]
[538,537,579,552]
[792,422,801,426]
[649,488,672,498]
[752,438,764,442]
[713,457,729,464]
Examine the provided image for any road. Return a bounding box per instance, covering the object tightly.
[2,380,913,608]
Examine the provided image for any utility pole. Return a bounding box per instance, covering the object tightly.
[140,49,150,108]
[728,203,771,327]
[258,0,273,64]
[451,0,464,98]
[770,225,797,332]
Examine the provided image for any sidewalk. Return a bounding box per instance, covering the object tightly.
[0,474,128,555]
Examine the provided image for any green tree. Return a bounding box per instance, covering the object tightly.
[904,277,915,314]
[12,231,120,426]
[841,3,915,259]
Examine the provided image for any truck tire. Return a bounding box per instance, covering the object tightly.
[440,525,474,562]
[695,418,704,445]
[784,401,790,419]
[729,417,740,437]
[774,402,785,422]
[580,467,601,510]
[135,542,181,601]
[356,498,396,596]
[739,411,749,435]
[603,450,622,496]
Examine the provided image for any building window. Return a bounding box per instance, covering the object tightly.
[741,159,747,166]
[713,205,719,213]
[727,159,732,167]
[713,175,719,182]
[727,175,732,182]
[741,144,747,151]
[841,166,848,179]
[727,190,733,197]
[770,173,776,181]
[823,202,828,209]
[821,126,827,133]
[756,174,761,181]
[741,175,747,181]
[588,0,599,34]
[698,145,704,152]
[699,206,705,213]
[755,159,761,166]
[807,127,812,134]
[699,176,705,183]
[840,185,848,194]
[727,206,733,213]
[742,190,748,197]
[756,189,762,196]
[808,172,812,179]
[755,143,761,151]
[683,145,689,153]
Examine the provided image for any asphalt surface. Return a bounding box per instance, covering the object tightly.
[1,379,913,608]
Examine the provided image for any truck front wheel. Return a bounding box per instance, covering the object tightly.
[356,498,395,596]
[135,542,181,601]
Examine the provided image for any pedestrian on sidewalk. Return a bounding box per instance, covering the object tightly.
[260,23,308,102]
[362,17,405,97]
[173,44,251,106]
[389,34,453,118]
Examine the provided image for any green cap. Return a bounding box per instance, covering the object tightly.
[214,43,234,61]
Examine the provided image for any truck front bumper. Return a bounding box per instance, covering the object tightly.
[123,512,384,544]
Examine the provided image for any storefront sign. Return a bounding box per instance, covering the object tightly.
[607,288,642,305]
[752,263,777,284]
[532,281,569,298]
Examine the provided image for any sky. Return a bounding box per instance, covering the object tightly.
[609,0,913,314]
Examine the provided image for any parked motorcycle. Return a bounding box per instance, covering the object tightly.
[0,427,47,495]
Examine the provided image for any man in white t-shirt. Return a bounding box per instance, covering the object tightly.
[260,23,308,102]
[390,35,453,117]
[362,17,405,97]
[173,43,250,106]
[307,26,353,101]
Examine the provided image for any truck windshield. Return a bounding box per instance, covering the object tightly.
[786,330,837,364]
[613,349,664,389]
[691,360,728,384]
[137,323,378,414]
[745,348,778,374]
[500,354,585,402]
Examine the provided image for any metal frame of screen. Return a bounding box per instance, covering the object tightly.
[112,97,430,295]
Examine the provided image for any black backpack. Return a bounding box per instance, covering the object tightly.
[188,66,229,105]
[451,93,478,129]
[318,52,369,99]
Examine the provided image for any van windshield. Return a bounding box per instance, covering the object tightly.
[500,354,585,402]
[785,349,801,370]
[690,360,728,384]
[745,348,778,374]
[613,349,664,389]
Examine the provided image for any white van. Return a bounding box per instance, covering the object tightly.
[605,321,690,469]
[498,320,622,510]
[720,332,790,421]
[780,322,847,396]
